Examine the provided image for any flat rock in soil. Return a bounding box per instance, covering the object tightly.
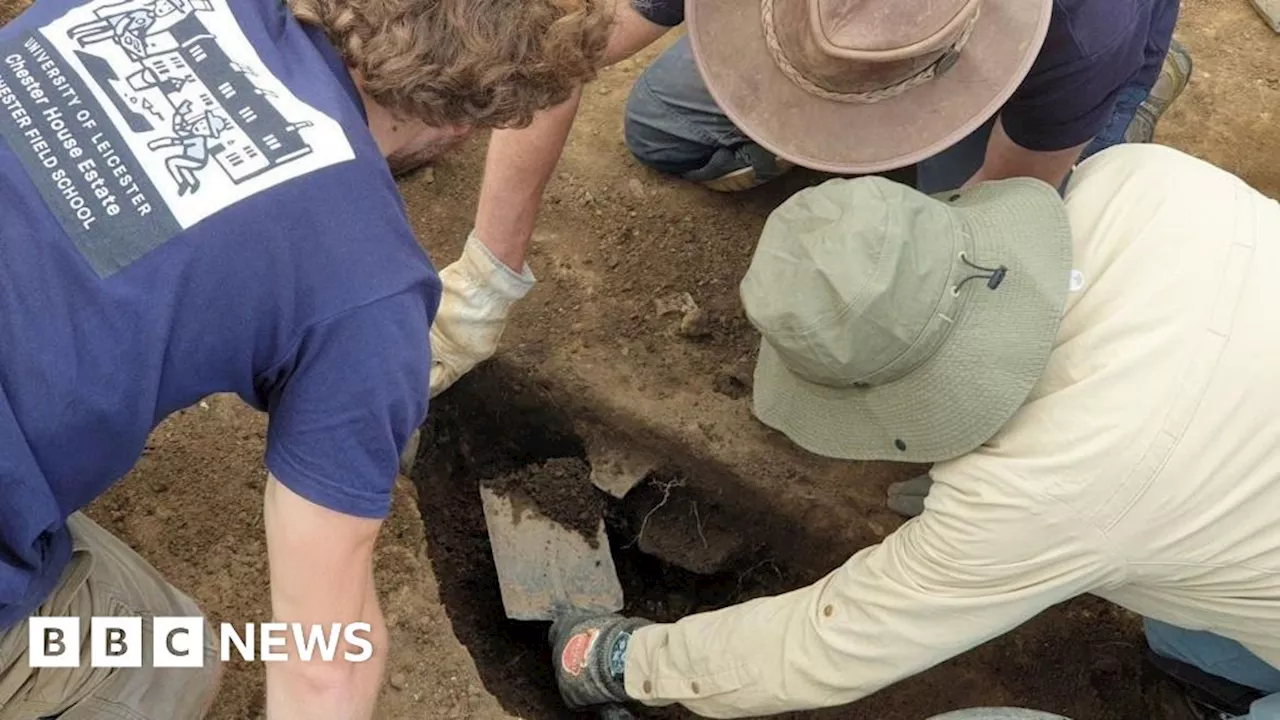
[585,436,660,498]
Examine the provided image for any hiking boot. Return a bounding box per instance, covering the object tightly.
[1144,649,1262,719]
[695,143,796,192]
[1125,38,1193,144]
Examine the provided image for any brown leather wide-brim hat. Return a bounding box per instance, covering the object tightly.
[686,0,1053,174]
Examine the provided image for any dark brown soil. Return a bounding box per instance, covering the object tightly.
[614,469,749,575]
[484,457,606,547]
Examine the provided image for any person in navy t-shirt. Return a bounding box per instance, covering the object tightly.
[0,0,610,716]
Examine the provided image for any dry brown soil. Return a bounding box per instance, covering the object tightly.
[2,0,1277,718]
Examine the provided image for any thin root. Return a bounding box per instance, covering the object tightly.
[625,476,685,549]
[692,501,708,549]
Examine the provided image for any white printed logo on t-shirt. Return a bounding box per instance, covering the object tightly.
[0,0,354,276]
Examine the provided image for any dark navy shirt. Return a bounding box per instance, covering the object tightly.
[0,0,439,629]
[636,0,1177,152]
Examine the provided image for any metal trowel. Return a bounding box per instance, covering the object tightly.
[479,485,636,719]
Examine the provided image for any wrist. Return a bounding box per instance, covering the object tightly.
[473,217,534,272]
[462,230,535,300]
[487,243,528,273]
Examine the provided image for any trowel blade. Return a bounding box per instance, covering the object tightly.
[480,485,624,621]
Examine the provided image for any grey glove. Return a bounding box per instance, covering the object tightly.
[887,474,933,518]
[549,610,652,711]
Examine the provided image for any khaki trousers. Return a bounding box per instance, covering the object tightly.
[0,513,220,719]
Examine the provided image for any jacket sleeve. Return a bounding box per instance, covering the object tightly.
[623,467,1118,718]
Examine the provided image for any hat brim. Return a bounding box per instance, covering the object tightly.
[686,0,1053,175]
[750,178,1072,463]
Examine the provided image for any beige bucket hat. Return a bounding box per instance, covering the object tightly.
[686,0,1053,174]
[741,176,1072,462]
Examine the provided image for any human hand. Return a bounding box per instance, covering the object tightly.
[429,230,535,397]
[549,610,652,711]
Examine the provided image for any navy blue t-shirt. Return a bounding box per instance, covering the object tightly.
[638,0,1177,152]
[0,0,439,629]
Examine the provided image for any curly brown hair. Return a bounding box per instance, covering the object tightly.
[289,0,614,130]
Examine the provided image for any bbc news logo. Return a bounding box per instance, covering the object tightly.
[28,618,374,667]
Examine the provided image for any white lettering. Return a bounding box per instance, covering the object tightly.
[220,623,254,662]
[343,623,373,662]
[259,623,288,661]
[292,623,342,662]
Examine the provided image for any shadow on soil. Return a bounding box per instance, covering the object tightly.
[410,361,1170,720]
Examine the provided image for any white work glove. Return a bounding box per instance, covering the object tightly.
[429,230,536,397]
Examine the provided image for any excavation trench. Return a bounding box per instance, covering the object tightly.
[410,360,1161,720]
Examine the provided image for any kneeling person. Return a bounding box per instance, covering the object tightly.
[548,144,1280,720]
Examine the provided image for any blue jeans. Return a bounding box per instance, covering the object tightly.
[623,29,1162,195]
[1145,619,1280,719]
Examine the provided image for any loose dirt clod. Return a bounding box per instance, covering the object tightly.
[713,356,755,397]
[483,457,606,548]
[677,308,712,338]
[654,291,697,318]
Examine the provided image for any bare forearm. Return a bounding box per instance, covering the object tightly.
[474,90,583,270]
[472,1,668,271]
[263,475,389,720]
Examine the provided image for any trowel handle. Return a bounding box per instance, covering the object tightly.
[597,703,637,720]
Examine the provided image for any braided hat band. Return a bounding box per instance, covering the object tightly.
[760,0,982,104]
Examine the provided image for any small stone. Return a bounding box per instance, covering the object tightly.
[655,291,696,317]
[678,308,712,338]
[390,672,407,690]
[421,167,435,184]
